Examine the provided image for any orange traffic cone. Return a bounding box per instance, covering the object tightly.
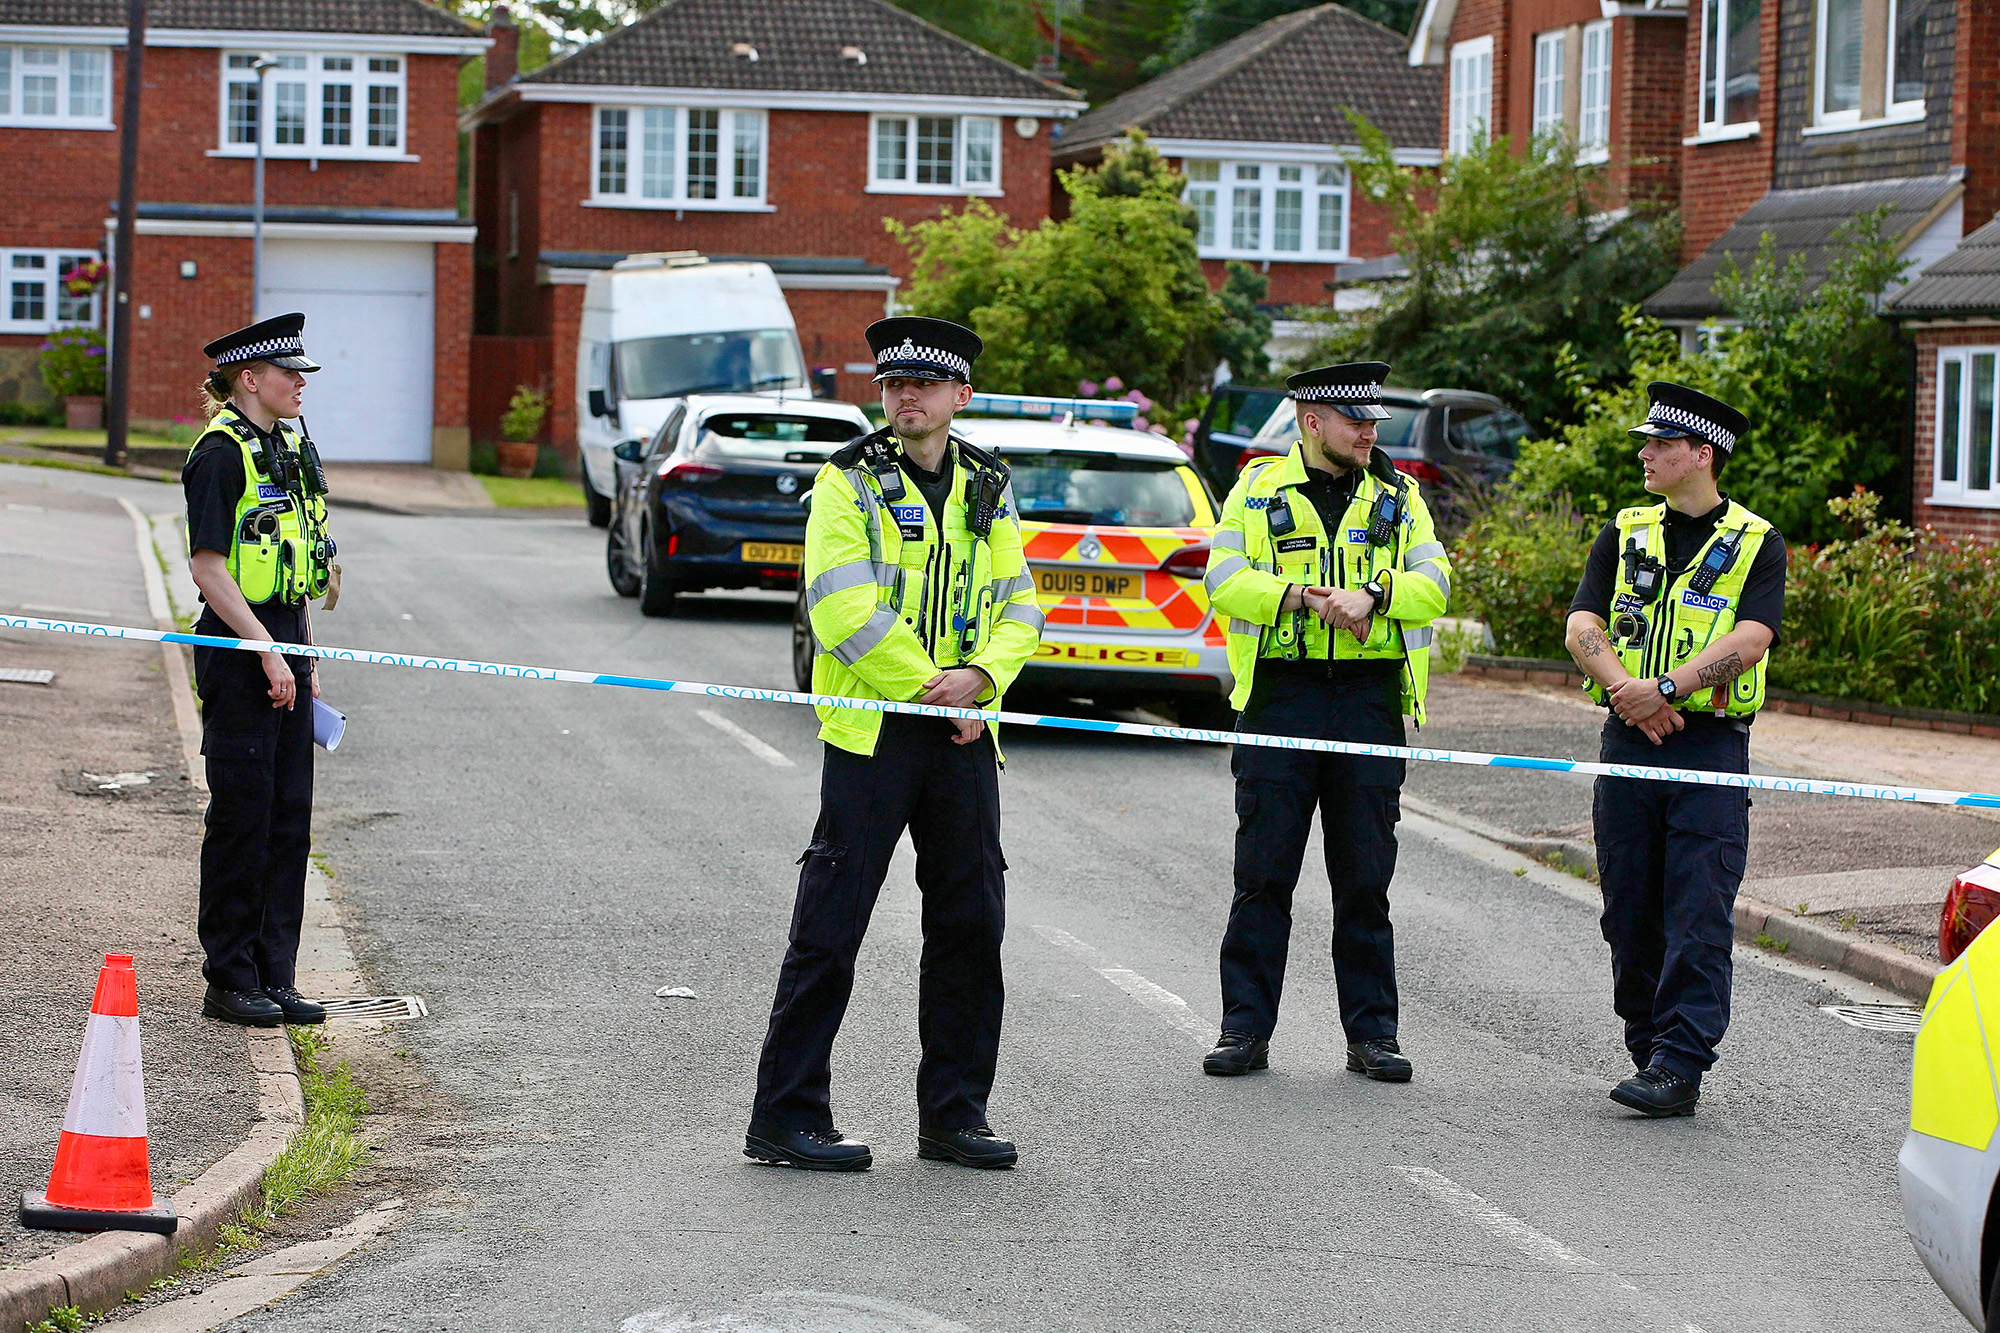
[19,953,177,1233]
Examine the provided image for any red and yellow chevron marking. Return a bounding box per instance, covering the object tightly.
[1020,522,1213,634]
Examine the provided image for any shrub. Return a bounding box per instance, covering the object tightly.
[1451,488,1595,659]
[500,384,547,442]
[39,328,106,398]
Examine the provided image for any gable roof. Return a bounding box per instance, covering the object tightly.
[516,0,1074,105]
[0,0,477,37]
[1055,3,1440,158]
[1643,171,1965,321]
[1887,213,2000,319]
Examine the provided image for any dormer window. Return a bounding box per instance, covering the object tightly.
[1812,0,1930,131]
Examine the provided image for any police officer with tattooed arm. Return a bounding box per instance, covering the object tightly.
[1564,382,1786,1118]
[745,317,1043,1172]
[183,313,338,1029]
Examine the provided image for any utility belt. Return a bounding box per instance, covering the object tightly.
[1260,656,1401,686]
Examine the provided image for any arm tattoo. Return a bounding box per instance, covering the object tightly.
[1695,652,1745,689]
[1576,627,1610,659]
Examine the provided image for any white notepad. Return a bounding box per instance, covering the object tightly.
[312,698,346,752]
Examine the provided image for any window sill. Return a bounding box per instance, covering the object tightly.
[0,118,114,131]
[0,323,99,336]
[1682,121,1759,146]
[1576,147,1611,165]
[581,198,776,213]
[1801,107,1926,138]
[206,147,420,162]
[863,182,1004,198]
[1925,492,2000,511]
[1197,249,1348,263]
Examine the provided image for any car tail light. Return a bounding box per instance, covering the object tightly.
[1235,448,1284,473]
[658,459,724,484]
[666,532,679,556]
[1394,458,1447,484]
[1940,860,2000,963]
[1161,542,1210,580]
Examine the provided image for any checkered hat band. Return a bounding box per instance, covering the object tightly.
[1294,383,1382,402]
[1647,403,1736,452]
[218,334,305,365]
[875,344,971,378]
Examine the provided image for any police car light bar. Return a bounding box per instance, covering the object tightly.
[964,392,1140,425]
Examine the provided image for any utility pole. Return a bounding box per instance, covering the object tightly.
[103,0,144,469]
[251,55,277,320]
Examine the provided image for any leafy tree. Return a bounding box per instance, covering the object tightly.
[1151,0,1419,73]
[1295,117,1680,434]
[888,134,1265,411]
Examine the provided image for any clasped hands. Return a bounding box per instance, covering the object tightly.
[920,667,988,745]
[1288,584,1375,639]
[1606,674,1685,745]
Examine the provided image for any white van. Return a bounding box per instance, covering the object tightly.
[574,253,809,525]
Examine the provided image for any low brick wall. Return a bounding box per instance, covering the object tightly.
[1461,655,2000,738]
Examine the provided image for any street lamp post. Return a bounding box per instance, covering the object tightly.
[251,54,277,320]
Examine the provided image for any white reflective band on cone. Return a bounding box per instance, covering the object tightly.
[61,1013,147,1138]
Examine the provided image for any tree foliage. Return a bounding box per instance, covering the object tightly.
[1296,118,1681,434]
[1150,0,1418,73]
[888,134,1266,410]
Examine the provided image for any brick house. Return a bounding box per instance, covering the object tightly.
[1643,0,1998,354]
[1050,2,1442,333]
[462,0,1081,454]
[1887,214,2000,542]
[0,0,485,464]
[1408,0,1687,208]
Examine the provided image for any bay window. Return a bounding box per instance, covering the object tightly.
[1182,158,1349,260]
[592,105,767,207]
[869,114,1001,194]
[220,51,406,157]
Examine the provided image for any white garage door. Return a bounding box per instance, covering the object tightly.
[260,240,434,463]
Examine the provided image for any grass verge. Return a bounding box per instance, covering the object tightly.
[478,474,584,508]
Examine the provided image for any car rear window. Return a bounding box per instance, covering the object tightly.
[1008,453,1196,527]
[1252,402,1424,455]
[695,414,861,461]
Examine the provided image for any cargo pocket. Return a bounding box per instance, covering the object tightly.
[789,839,857,951]
[200,730,267,761]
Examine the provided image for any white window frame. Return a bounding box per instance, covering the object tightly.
[1180,158,1349,261]
[1578,20,1613,163]
[1532,30,1567,142]
[587,105,770,211]
[1933,347,2000,508]
[867,113,1003,196]
[1807,0,1927,135]
[1448,36,1493,157]
[1695,0,1761,139]
[0,248,103,334]
[0,45,112,129]
[213,50,410,160]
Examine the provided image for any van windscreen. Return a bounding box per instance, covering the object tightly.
[615,329,806,400]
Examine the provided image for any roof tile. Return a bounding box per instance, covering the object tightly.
[0,0,476,38]
[1887,214,2000,319]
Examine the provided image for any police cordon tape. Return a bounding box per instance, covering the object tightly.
[9,614,1998,810]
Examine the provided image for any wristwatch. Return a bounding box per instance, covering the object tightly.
[1656,675,1679,701]
[1363,575,1390,614]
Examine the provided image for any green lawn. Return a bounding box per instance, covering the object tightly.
[3,425,182,450]
[478,474,584,508]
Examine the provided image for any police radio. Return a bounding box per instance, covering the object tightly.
[1365,478,1405,547]
[1687,528,1744,596]
[967,467,1005,540]
[295,417,329,497]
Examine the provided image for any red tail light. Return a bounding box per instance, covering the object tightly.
[658,459,724,484]
[1236,448,1284,473]
[1394,458,1447,484]
[1161,542,1210,580]
[1940,862,2000,963]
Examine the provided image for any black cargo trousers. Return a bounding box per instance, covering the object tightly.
[752,712,1008,1133]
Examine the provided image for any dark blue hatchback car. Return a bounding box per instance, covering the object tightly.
[605,394,872,616]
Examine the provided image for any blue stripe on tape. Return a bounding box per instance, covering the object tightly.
[10,615,1999,809]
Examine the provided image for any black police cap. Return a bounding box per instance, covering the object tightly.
[1629,381,1747,453]
[202,312,320,373]
[1286,361,1393,420]
[867,316,981,383]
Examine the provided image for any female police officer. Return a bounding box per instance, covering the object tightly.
[182,313,336,1027]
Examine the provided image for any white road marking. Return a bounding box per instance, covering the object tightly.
[1031,924,1208,1041]
[697,708,795,767]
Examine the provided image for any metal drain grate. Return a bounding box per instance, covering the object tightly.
[1821,1003,1924,1034]
[0,667,54,685]
[319,995,428,1022]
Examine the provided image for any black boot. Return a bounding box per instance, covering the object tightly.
[743,1123,872,1171]
[1346,1037,1412,1082]
[1202,1031,1269,1076]
[263,986,326,1024]
[917,1126,1018,1169]
[1610,1066,1699,1117]
[202,985,284,1027]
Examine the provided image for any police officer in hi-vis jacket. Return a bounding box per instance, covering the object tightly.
[1202,362,1451,1083]
[745,317,1043,1173]
[1565,382,1786,1118]
[182,313,338,1029]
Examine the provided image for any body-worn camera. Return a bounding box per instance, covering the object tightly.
[1621,539,1665,604]
[1266,494,1296,537]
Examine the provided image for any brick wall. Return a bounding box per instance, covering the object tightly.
[1613,15,1686,207]
[126,236,254,427]
[1772,0,1955,191]
[1952,0,2000,230]
[433,241,471,467]
[780,286,894,402]
[1676,0,1781,258]
[1910,324,2000,544]
[1501,0,1612,144]
[547,281,585,454]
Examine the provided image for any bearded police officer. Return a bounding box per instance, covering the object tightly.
[183,313,337,1028]
[746,317,1044,1172]
[1202,362,1450,1081]
[1564,382,1786,1117]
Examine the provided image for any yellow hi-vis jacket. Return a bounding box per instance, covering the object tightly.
[185,406,334,606]
[1206,442,1450,721]
[802,432,1045,757]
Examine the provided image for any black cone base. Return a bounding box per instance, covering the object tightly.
[19,1189,178,1234]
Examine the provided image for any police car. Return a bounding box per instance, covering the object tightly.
[788,394,1233,724]
[1900,845,2000,1327]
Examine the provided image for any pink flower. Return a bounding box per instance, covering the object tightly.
[1133,415,1151,432]
[1125,389,1153,411]
[1076,379,1099,398]
[1104,376,1125,392]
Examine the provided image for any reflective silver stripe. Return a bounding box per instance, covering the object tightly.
[1405,541,1447,564]
[1204,554,1250,595]
[1001,601,1046,631]
[806,559,878,609]
[1402,624,1434,651]
[828,605,899,666]
[875,562,898,593]
[1229,618,1261,637]
[1410,559,1451,601]
[1212,529,1247,552]
[989,571,1035,600]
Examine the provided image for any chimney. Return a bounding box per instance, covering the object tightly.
[486,5,517,90]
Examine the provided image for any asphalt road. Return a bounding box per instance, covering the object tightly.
[2,464,1961,1332]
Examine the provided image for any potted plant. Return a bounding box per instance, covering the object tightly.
[39,328,107,430]
[496,384,548,479]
